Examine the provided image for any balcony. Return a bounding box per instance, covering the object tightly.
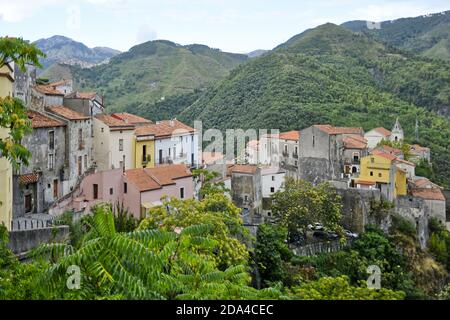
[292,153,299,159]
[141,154,152,166]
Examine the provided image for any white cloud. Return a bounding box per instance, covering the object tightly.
[0,0,61,22]
[66,5,81,30]
[137,24,157,43]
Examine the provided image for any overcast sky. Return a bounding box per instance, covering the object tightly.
[0,0,449,53]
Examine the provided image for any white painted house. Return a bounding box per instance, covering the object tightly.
[139,119,199,168]
[261,166,286,217]
[93,114,135,171]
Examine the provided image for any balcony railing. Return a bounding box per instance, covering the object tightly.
[142,154,151,165]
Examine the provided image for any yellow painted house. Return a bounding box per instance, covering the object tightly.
[0,62,14,230]
[357,151,407,200]
[134,126,155,169]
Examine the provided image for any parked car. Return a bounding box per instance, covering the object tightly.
[313,230,338,240]
[308,223,324,231]
[288,232,306,246]
[344,230,359,239]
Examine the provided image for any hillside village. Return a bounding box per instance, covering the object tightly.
[0,58,449,254]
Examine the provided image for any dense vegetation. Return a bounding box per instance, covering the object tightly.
[180,24,450,187]
[5,180,445,300]
[69,40,247,112]
[342,10,450,61]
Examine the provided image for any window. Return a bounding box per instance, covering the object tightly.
[78,156,82,176]
[270,187,275,193]
[119,139,124,151]
[295,161,298,166]
[180,187,185,199]
[268,212,272,217]
[284,144,288,153]
[294,146,298,154]
[53,179,58,199]
[124,183,127,194]
[48,131,55,150]
[378,173,382,178]
[93,184,98,199]
[84,155,88,169]
[142,145,147,162]
[101,127,104,133]
[78,128,83,150]
[370,171,374,176]
[353,153,360,162]
[371,157,375,163]
[244,195,248,202]
[110,188,113,195]
[48,154,54,170]
[272,176,275,181]
[312,135,315,148]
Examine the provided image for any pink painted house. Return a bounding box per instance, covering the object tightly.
[123,164,194,218]
[55,164,193,218]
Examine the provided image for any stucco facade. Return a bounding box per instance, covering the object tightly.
[0,63,14,230]
[93,116,135,171]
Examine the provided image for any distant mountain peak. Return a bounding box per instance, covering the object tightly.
[34,35,121,71]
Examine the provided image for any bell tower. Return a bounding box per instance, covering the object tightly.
[391,117,404,142]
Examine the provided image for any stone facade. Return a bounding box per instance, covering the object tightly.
[231,165,262,217]
[14,123,67,216]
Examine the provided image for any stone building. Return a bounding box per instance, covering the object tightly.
[29,84,65,113]
[260,166,286,218]
[298,125,364,183]
[12,63,36,105]
[230,164,262,219]
[342,135,368,178]
[13,111,66,216]
[46,106,93,192]
[64,91,104,116]
[409,144,431,164]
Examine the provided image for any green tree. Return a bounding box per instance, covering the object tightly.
[254,223,292,286]
[138,194,249,270]
[193,169,229,200]
[0,37,45,168]
[290,276,405,300]
[31,205,282,300]
[271,178,343,238]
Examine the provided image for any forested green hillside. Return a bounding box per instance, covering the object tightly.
[180,24,450,186]
[342,11,450,61]
[70,40,247,112]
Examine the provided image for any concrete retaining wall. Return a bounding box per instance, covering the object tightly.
[8,225,70,254]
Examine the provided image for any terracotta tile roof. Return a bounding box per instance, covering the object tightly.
[372,127,392,137]
[231,164,259,174]
[135,119,195,138]
[374,145,403,156]
[411,178,438,189]
[395,158,416,167]
[47,79,71,87]
[47,105,90,121]
[410,144,430,153]
[18,172,40,185]
[125,164,192,192]
[27,110,65,128]
[314,125,363,135]
[279,131,300,141]
[247,140,259,148]
[371,150,396,161]
[76,92,98,99]
[34,85,65,96]
[412,188,445,201]
[95,114,134,130]
[111,112,152,125]
[343,135,368,149]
